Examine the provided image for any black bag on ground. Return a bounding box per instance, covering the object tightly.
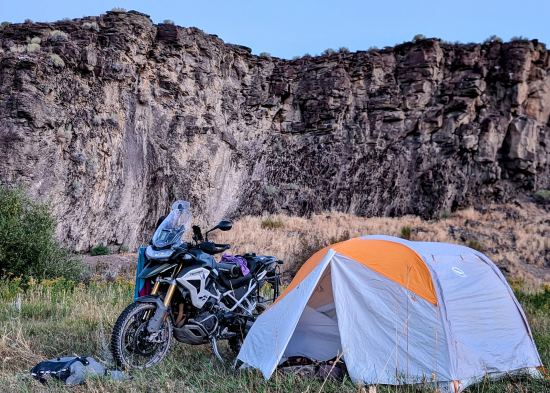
[31,356,90,384]
[30,356,127,385]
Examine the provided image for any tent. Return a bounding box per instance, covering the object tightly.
[237,235,543,392]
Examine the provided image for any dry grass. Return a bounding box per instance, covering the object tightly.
[214,203,549,285]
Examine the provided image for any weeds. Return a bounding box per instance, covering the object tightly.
[400,226,412,240]
[466,239,484,252]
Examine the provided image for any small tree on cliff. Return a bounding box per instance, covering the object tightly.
[0,185,86,281]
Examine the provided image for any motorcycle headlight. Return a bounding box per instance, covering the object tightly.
[145,246,173,259]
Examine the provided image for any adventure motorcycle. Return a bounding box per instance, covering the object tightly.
[110,200,282,369]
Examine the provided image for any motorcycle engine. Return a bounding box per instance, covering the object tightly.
[173,311,219,345]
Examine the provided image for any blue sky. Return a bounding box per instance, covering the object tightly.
[2,0,549,58]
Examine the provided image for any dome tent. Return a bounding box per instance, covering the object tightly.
[237,235,543,392]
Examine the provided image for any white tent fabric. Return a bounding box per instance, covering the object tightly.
[237,235,542,392]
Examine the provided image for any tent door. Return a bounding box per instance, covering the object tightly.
[282,263,342,362]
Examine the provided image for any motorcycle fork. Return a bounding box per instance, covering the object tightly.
[144,263,182,320]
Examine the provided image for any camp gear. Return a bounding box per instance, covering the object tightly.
[221,254,250,276]
[237,235,543,392]
[31,356,127,385]
[111,200,283,369]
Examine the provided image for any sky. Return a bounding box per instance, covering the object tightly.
[1,0,549,59]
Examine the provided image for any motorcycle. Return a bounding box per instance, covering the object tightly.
[110,200,282,369]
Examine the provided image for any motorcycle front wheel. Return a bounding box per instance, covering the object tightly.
[110,302,173,369]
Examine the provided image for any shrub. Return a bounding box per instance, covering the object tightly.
[111,7,126,12]
[400,225,412,240]
[484,34,502,44]
[322,48,336,56]
[24,19,33,24]
[338,47,350,53]
[466,239,484,251]
[118,244,129,253]
[534,189,550,203]
[90,244,110,256]
[412,34,426,42]
[26,43,40,53]
[82,21,99,31]
[0,186,86,281]
[162,19,175,25]
[49,53,65,68]
[510,36,530,42]
[29,36,41,44]
[48,30,69,42]
[260,216,284,230]
[258,52,271,58]
[0,21,10,30]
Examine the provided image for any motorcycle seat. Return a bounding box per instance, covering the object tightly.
[243,254,278,273]
[219,272,253,290]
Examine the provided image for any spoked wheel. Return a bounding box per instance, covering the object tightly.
[111,302,172,369]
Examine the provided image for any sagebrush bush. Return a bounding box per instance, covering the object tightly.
[82,21,99,31]
[534,189,550,203]
[0,186,86,281]
[49,53,65,68]
[90,244,110,256]
[48,30,68,42]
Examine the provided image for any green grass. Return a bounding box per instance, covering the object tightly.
[400,226,412,240]
[0,279,548,392]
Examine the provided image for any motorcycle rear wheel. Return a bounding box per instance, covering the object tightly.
[111,302,173,369]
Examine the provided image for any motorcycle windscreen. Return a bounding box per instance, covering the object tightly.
[152,200,192,248]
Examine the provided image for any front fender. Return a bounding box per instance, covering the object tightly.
[135,295,164,306]
[135,295,169,333]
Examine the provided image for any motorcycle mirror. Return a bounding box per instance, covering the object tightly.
[205,220,233,239]
[216,220,233,231]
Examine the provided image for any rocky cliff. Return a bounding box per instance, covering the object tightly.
[0,11,548,251]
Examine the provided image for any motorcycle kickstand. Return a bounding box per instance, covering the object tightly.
[210,337,224,363]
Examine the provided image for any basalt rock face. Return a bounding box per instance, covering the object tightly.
[0,11,549,251]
